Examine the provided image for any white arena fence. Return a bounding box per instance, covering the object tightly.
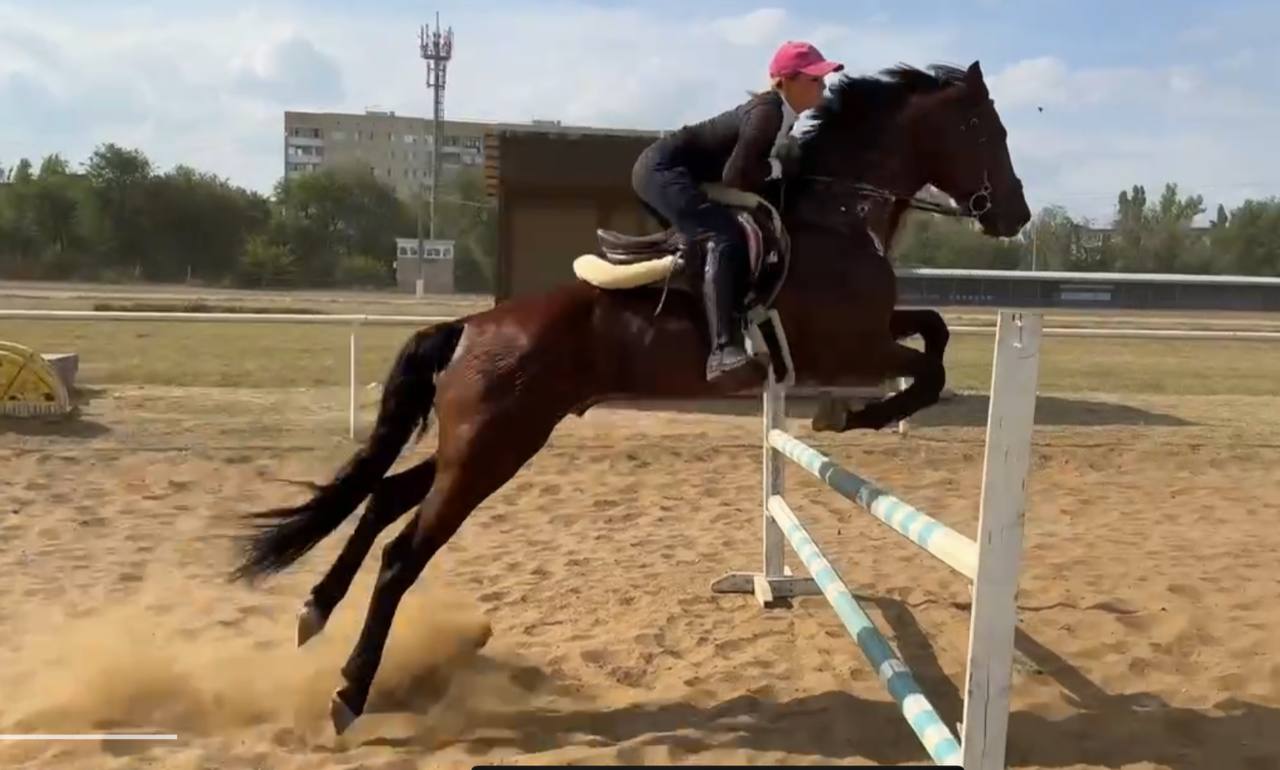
[4,308,1280,439]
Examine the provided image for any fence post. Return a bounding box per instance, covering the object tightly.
[961,310,1041,770]
[762,379,786,583]
[349,323,359,440]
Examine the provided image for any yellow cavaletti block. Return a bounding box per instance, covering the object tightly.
[0,341,72,417]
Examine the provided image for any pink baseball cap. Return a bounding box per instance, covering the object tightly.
[769,41,844,79]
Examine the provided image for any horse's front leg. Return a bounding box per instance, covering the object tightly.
[810,308,950,432]
[890,308,950,360]
[814,339,946,432]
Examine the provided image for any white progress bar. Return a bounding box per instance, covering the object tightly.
[0,734,178,741]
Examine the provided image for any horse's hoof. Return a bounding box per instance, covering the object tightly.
[810,406,847,433]
[297,599,327,647]
[330,691,358,736]
[810,415,840,432]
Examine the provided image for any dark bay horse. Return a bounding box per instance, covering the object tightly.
[230,60,1030,735]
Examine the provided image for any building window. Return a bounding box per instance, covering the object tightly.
[331,130,346,140]
[404,134,416,143]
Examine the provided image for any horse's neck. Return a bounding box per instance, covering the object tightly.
[816,132,924,253]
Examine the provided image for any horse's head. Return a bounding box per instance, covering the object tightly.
[912,61,1030,237]
[799,61,1030,241]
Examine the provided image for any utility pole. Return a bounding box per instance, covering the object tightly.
[415,13,453,298]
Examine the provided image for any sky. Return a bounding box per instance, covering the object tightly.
[2,0,1277,225]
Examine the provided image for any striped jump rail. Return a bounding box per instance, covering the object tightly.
[767,494,964,765]
[767,428,979,581]
[713,310,1043,769]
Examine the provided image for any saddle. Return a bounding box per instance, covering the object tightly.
[572,184,795,385]
[574,184,791,312]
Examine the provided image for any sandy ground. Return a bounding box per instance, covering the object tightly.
[2,383,1279,769]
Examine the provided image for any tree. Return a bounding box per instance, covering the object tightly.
[1022,205,1094,271]
[0,158,41,273]
[1213,203,1229,229]
[891,211,1024,270]
[1109,185,1148,271]
[433,167,496,292]
[12,158,33,184]
[267,166,412,285]
[145,166,270,282]
[1213,198,1280,275]
[29,154,86,259]
[1102,182,1207,272]
[84,143,155,274]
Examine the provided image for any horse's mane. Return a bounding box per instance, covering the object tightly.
[805,63,968,139]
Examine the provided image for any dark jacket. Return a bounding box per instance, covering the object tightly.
[648,89,785,194]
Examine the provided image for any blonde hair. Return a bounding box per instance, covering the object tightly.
[748,76,786,98]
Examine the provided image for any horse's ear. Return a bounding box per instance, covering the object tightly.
[965,60,988,96]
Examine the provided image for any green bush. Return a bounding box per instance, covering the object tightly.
[334,253,392,288]
[234,235,297,287]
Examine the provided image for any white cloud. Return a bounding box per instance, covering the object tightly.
[232,33,344,105]
[713,8,788,46]
[0,1,1276,229]
[989,51,1280,224]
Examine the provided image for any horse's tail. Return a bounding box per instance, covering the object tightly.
[229,320,465,582]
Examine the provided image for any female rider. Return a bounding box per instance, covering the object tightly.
[630,40,843,382]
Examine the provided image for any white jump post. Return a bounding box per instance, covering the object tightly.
[711,309,1042,769]
[349,322,359,440]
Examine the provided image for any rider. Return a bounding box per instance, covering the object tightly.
[631,40,843,382]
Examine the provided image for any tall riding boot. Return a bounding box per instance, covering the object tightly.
[702,238,753,383]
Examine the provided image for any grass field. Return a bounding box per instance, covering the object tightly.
[8,319,1280,397]
[4,282,1280,396]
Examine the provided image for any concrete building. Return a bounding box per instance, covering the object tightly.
[283,109,661,201]
[285,109,666,295]
[394,238,455,294]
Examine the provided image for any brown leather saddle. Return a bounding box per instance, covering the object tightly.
[592,200,791,312]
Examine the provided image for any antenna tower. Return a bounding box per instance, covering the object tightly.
[415,13,453,297]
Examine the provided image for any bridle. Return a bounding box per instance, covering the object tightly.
[796,99,1001,224]
[801,175,992,220]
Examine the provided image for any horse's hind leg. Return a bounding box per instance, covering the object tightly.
[329,405,559,735]
[298,457,438,646]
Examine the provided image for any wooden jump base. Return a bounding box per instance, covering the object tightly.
[712,310,1043,769]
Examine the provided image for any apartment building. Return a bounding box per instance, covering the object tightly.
[283,109,662,201]
[283,108,492,200]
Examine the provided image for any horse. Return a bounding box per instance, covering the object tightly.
[229,60,1030,736]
